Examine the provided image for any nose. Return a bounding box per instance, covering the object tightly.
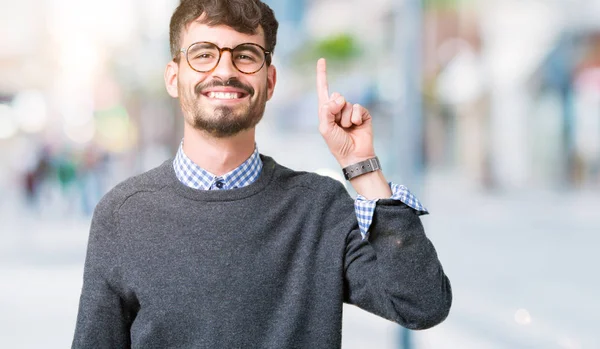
[211,50,239,79]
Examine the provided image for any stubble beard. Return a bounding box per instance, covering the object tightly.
[180,83,267,138]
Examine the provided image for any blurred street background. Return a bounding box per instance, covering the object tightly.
[1,0,600,348]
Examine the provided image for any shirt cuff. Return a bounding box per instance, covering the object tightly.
[354,182,428,239]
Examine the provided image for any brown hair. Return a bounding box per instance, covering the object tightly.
[169,0,278,65]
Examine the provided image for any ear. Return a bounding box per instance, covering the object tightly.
[266,64,277,101]
[165,61,179,98]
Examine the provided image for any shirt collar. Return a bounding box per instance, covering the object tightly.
[173,141,263,190]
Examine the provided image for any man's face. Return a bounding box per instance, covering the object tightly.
[165,20,276,138]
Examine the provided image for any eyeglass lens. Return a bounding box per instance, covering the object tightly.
[187,42,265,74]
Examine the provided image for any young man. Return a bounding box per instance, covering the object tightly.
[72,1,452,348]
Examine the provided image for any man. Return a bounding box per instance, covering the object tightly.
[72,0,452,348]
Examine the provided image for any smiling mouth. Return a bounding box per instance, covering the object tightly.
[203,91,248,100]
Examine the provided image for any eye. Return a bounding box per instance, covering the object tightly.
[236,54,255,61]
[195,52,215,59]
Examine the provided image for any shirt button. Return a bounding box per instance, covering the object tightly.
[215,181,224,189]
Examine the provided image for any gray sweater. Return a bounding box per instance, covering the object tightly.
[72,155,451,349]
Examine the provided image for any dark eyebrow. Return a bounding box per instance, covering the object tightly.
[190,42,216,50]
[235,44,261,55]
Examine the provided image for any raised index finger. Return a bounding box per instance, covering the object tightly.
[316,58,330,105]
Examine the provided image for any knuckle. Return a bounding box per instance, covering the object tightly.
[318,124,328,135]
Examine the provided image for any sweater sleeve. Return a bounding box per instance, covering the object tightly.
[72,196,135,348]
[354,182,428,238]
[342,194,452,330]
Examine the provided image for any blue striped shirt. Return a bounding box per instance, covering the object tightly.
[173,143,427,238]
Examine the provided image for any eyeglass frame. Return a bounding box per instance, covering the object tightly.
[177,41,272,75]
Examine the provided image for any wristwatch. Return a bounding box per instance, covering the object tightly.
[342,157,381,181]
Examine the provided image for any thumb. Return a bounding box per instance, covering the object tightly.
[319,96,345,125]
[326,95,346,116]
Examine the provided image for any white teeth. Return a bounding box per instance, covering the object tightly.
[208,92,241,99]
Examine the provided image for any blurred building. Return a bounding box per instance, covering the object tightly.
[423,0,600,191]
[2,0,599,203]
[531,3,600,189]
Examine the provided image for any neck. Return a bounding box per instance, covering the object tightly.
[182,125,256,177]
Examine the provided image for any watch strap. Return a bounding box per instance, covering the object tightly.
[342,157,381,181]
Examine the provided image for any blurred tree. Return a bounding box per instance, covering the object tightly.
[424,0,461,10]
[313,34,361,62]
[290,33,362,76]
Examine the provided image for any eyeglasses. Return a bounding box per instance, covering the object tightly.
[179,41,271,75]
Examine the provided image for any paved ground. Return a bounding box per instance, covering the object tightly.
[1,175,599,349]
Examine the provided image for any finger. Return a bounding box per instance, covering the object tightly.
[353,104,371,125]
[331,93,344,123]
[318,96,345,126]
[351,104,364,125]
[328,92,342,123]
[332,95,346,122]
[316,58,330,106]
[340,102,354,128]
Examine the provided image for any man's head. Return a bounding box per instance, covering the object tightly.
[165,0,279,138]
[169,0,278,65]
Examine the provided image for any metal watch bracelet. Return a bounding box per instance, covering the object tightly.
[342,157,381,181]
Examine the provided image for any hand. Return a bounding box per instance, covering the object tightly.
[316,58,375,168]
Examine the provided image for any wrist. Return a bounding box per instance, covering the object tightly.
[337,154,377,169]
[340,156,392,200]
[349,170,392,200]
[341,157,380,181]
